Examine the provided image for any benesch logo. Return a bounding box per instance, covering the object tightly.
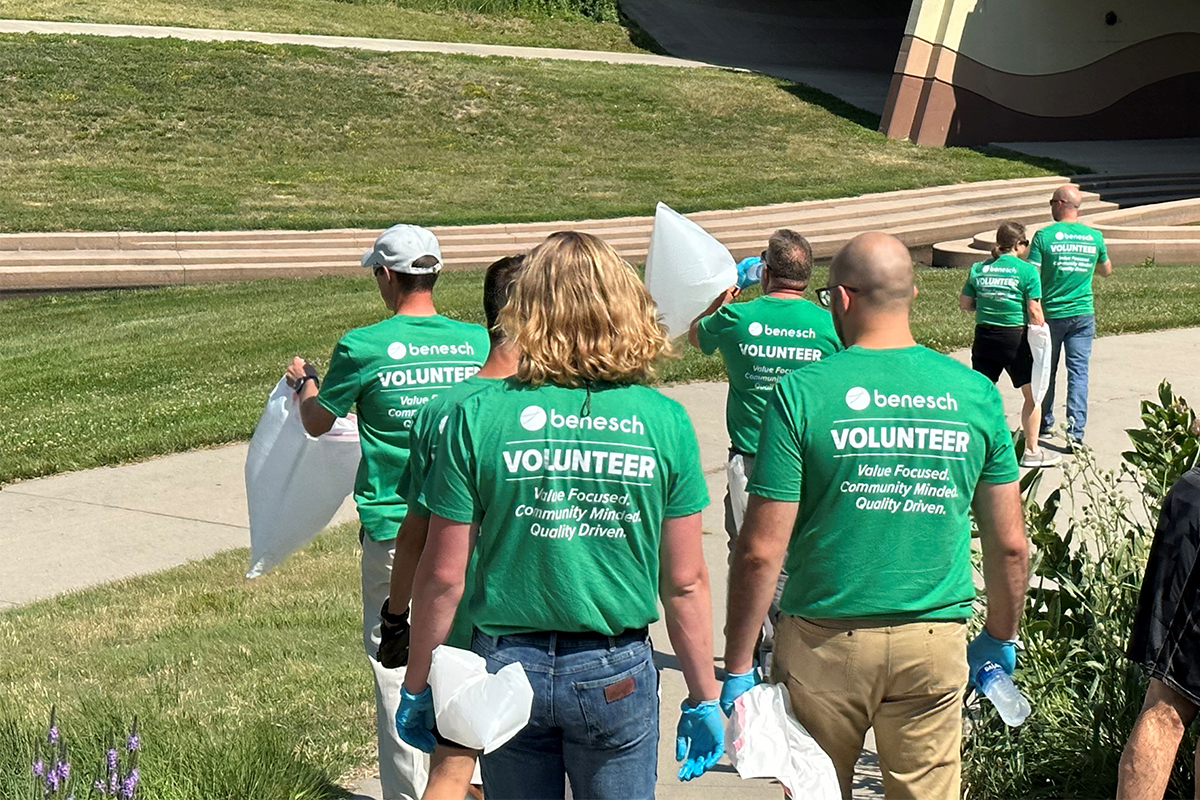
[845,387,871,411]
[518,406,646,434]
[748,322,817,339]
[845,387,959,411]
[387,342,407,359]
[520,406,548,431]
[1055,231,1065,241]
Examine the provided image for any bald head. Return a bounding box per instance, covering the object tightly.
[830,232,915,310]
[1051,184,1082,221]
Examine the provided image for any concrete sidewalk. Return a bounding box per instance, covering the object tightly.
[0,19,716,69]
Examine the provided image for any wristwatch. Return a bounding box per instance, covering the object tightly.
[293,371,320,393]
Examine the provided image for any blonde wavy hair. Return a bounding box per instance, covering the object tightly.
[499,231,674,387]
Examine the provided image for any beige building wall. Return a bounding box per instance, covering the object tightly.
[882,0,1200,145]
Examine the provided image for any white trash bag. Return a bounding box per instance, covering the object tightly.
[1028,323,1053,406]
[643,202,737,339]
[429,645,534,753]
[244,377,361,578]
[725,683,840,800]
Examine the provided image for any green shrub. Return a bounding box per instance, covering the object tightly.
[348,0,621,23]
[963,382,1200,798]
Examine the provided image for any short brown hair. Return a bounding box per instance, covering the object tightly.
[992,221,1027,258]
[499,231,673,387]
[483,254,526,341]
[765,229,813,285]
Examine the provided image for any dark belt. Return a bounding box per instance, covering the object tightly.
[485,627,649,654]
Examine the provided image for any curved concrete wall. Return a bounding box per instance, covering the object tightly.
[882,0,1200,145]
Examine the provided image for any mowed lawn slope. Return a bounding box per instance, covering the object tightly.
[0,0,651,52]
[5,263,1200,484]
[0,34,1062,234]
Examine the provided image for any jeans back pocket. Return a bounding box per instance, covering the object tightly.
[572,654,658,750]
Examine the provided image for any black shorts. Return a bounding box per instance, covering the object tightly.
[1128,468,1200,706]
[971,324,1033,388]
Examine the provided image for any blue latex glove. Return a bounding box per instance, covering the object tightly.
[395,685,436,753]
[967,630,1018,687]
[735,256,763,289]
[675,699,725,781]
[719,668,761,716]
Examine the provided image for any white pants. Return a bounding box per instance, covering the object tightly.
[361,532,429,800]
[725,453,787,673]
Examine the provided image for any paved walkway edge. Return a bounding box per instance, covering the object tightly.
[0,19,718,68]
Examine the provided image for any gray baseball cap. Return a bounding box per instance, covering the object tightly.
[361,224,443,274]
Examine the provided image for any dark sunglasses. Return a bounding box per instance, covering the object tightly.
[816,284,861,308]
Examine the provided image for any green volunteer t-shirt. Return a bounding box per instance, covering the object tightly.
[421,379,709,636]
[317,314,490,542]
[748,346,1019,621]
[1028,221,1108,319]
[695,295,842,454]
[962,253,1042,328]
[399,375,503,649]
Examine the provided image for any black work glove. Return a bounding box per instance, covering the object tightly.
[377,598,411,669]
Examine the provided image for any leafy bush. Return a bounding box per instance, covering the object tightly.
[353,0,622,23]
[963,382,1200,798]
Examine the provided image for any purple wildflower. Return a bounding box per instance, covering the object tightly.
[106,748,119,772]
[120,768,139,799]
[55,760,70,780]
[125,734,139,753]
[33,759,45,777]
[107,766,119,795]
[45,770,60,792]
[48,726,59,744]
[94,778,107,795]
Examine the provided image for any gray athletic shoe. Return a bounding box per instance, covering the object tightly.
[1021,449,1063,468]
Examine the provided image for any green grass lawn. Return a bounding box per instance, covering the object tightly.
[0,524,374,800]
[0,34,1065,234]
[0,0,652,52]
[4,263,1200,485]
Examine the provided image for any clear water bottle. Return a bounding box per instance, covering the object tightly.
[976,662,1031,726]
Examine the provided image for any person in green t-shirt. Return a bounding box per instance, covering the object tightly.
[721,232,1030,800]
[395,231,724,798]
[960,220,1060,469]
[285,224,490,800]
[375,253,526,800]
[1028,184,1114,444]
[688,228,842,668]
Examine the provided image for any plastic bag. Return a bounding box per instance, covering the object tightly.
[725,683,840,799]
[244,377,361,578]
[1028,323,1053,406]
[643,202,737,339]
[429,645,534,754]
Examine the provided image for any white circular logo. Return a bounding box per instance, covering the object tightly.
[845,387,871,411]
[387,341,407,360]
[520,405,547,431]
[1055,231,1065,241]
[438,416,448,435]
[747,321,763,337]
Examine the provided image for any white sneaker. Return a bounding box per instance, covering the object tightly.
[1021,449,1063,468]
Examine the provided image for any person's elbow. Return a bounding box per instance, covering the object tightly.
[958,295,974,312]
[662,560,710,600]
[1098,259,1114,277]
[299,398,336,437]
[686,324,701,349]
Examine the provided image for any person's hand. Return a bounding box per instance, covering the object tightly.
[719,668,761,716]
[395,685,436,753]
[376,599,410,669]
[675,699,724,781]
[967,629,1018,687]
[285,356,308,388]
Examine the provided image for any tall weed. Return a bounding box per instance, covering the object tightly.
[963,382,1199,798]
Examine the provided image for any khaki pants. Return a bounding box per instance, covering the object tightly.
[361,532,429,800]
[772,615,968,800]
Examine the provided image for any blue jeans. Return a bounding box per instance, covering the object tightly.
[1041,314,1095,441]
[472,630,659,800]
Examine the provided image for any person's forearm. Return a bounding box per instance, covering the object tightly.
[724,535,786,673]
[1097,259,1113,277]
[298,393,335,437]
[387,513,431,613]
[976,483,1029,641]
[403,560,465,691]
[662,574,719,703]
